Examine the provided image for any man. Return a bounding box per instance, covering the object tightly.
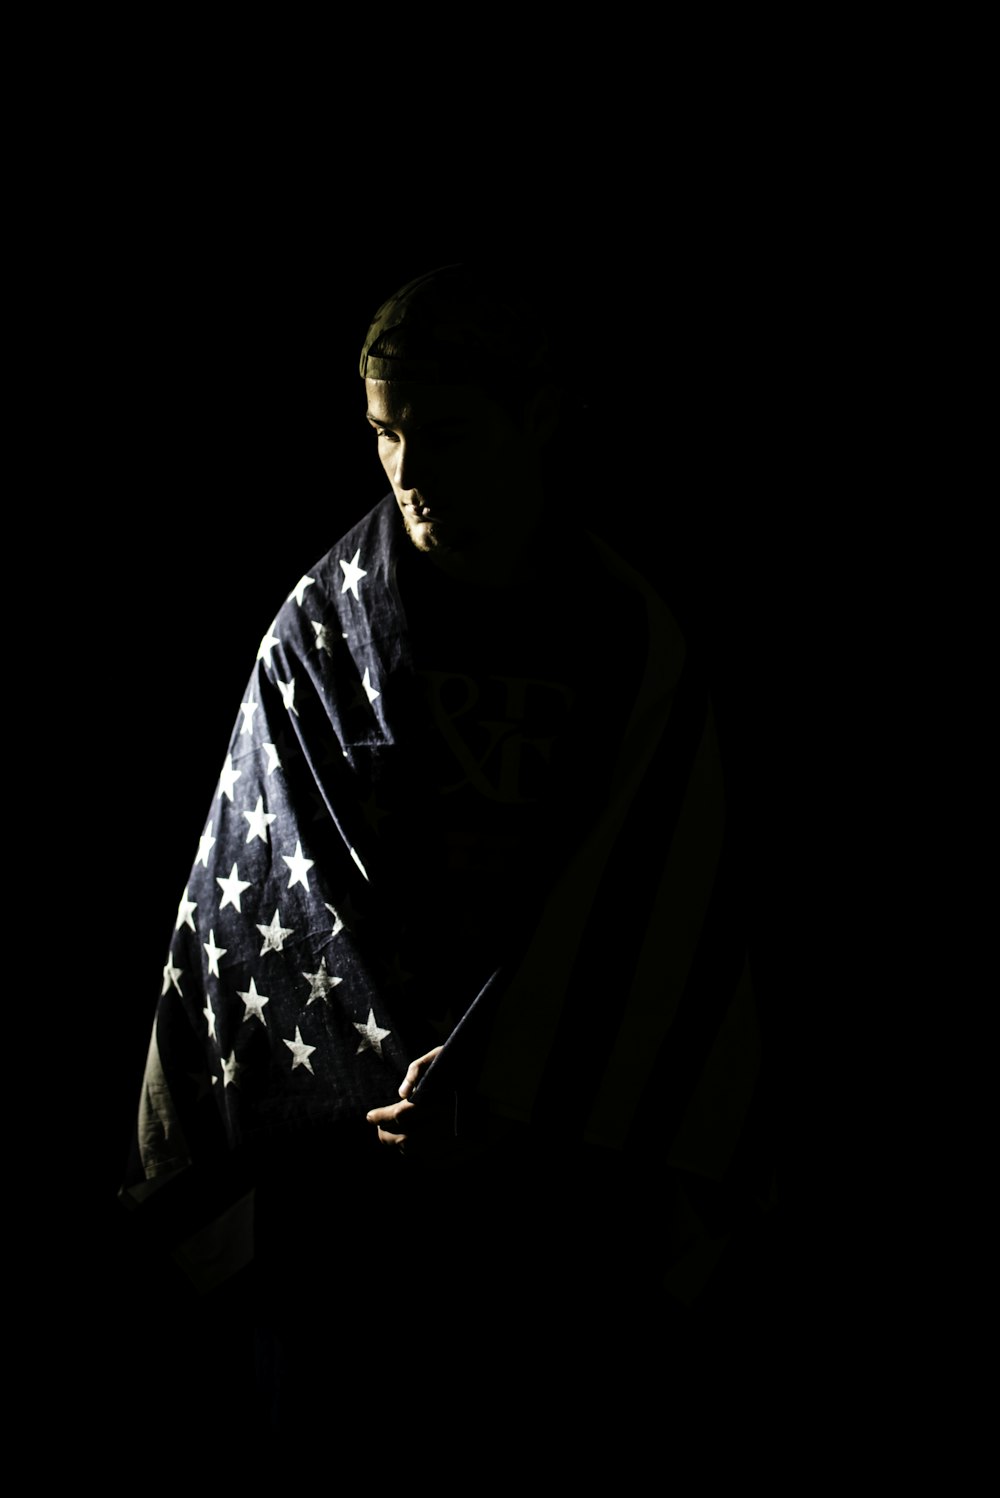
[123,263,775,1433]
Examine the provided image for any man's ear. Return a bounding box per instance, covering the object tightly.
[523,383,563,448]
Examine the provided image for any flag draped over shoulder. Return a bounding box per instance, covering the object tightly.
[122,495,774,1309]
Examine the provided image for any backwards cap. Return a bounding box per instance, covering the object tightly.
[359,263,551,386]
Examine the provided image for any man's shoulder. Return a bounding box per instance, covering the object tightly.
[270,495,400,623]
[306,494,399,596]
[248,494,401,676]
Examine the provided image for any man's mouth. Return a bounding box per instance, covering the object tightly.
[405,500,442,522]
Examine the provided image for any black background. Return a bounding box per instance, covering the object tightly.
[11,16,961,1450]
[69,222,810,1142]
[92,235,801,1180]
[39,150,849,1441]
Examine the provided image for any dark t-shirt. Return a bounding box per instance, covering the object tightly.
[353,527,647,1043]
[251,525,652,1356]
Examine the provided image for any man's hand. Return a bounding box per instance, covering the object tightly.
[366,1046,447,1157]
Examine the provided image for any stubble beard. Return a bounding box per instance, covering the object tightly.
[401,508,478,564]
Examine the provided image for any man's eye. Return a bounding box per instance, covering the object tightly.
[373,428,398,442]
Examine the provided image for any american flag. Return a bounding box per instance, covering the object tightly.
[122,493,775,1310]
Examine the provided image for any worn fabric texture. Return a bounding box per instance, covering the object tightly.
[122,493,774,1326]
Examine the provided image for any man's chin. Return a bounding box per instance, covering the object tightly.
[404,513,473,556]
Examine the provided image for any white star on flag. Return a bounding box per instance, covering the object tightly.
[222,1051,241,1088]
[257,621,280,669]
[239,695,258,735]
[324,903,345,937]
[262,743,281,775]
[244,795,277,844]
[257,908,295,955]
[289,575,315,607]
[339,549,367,599]
[217,863,252,912]
[362,666,380,703]
[175,886,197,932]
[302,958,342,1005]
[354,1008,391,1057]
[283,1026,316,1074]
[161,953,183,996]
[312,621,337,656]
[203,929,227,977]
[277,677,299,717]
[203,998,217,1041]
[196,820,217,867]
[217,754,241,803]
[238,977,270,1024]
[282,840,315,891]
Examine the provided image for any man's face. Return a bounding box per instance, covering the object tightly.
[364,378,547,574]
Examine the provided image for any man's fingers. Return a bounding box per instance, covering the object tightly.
[367,1100,412,1149]
[398,1045,444,1099]
[366,1091,453,1156]
[366,1098,415,1132]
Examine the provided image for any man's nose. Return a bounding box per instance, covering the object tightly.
[394,438,425,494]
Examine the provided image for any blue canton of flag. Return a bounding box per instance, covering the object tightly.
[123,493,775,1312]
[128,501,428,1223]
